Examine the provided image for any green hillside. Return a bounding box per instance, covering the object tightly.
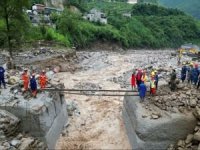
[159,0,200,19]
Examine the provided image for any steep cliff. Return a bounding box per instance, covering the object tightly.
[44,0,65,9]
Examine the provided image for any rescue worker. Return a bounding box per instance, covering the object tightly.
[181,62,187,83]
[0,66,6,89]
[187,63,193,84]
[39,70,48,89]
[141,70,148,84]
[170,69,176,91]
[192,63,199,85]
[139,81,147,102]
[30,74,37,98]
[21,68,29,91]
[154,70,159,89]
[150,75,156,95]
[136,69,143,88]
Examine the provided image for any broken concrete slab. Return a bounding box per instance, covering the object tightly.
[0,86,68,149]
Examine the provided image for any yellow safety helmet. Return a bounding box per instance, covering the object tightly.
[151,72,155,76]
[190,62,194,66]
[182,62,186,65]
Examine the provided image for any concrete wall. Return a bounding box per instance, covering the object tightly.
[123,94,196,149]
[0,92,68,149]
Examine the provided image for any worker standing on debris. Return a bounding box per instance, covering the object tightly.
[0,66,6,89]
[131,70,136,90]
[187,63,193,83]
[192,63,199,85]
[136,69,143,88]
[170,69,176,91]
[181,62,187,83]
[21,68,29,91]
[39,70,48,89]
[141,70,148,84]
[150,74,156,95]
[139,81,147,102]
[30,74,37,98]
[154,70,159,89]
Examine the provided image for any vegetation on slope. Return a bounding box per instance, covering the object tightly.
[0,1,200,52]
[159,0,200,19]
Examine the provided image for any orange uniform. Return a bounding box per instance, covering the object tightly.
[39,73,47,89]
[21,72,29,91]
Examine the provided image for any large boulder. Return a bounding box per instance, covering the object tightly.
[123,95,197,150]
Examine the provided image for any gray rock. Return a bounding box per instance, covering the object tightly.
[10,139,21,147]
[194,131,200,141]
[177,140,185,148]
[190,99,197,108]
[185,134,193,144]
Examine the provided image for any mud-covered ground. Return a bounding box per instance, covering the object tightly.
[54,50,192,149]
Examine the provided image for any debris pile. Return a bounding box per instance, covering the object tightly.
[0,109,47,150]
[147,84,200,113]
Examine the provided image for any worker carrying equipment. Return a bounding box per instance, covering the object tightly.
[39,70,48,89]
[21,68,29,91]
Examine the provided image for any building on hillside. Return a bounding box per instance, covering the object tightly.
[122,12,132,18]
[83,8,107,24]
[32,4,45,13]
[127,0,138,4]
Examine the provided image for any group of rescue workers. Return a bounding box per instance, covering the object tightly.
[131,61,200,102]
[180,62,200,89]
[0,67,48,98]
[131,69,159,102]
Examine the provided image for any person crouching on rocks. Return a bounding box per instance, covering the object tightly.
[30,74,37,98]
[170,69,177,91]
[139,81,147,102]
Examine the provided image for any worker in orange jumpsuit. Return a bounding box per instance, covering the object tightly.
[21,68,29,91]
[39,70,48,89]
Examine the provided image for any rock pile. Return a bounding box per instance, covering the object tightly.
[0,109,47,150]
[168,107,200,150]
[147,84,200,113]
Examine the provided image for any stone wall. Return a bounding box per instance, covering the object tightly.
[123,94,197,149]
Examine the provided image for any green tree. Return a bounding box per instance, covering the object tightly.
[0,0,29,58]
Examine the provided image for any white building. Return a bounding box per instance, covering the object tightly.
[84,8,107,24]
[127,0,138,4]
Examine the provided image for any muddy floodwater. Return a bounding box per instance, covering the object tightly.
[55,50,184,149]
